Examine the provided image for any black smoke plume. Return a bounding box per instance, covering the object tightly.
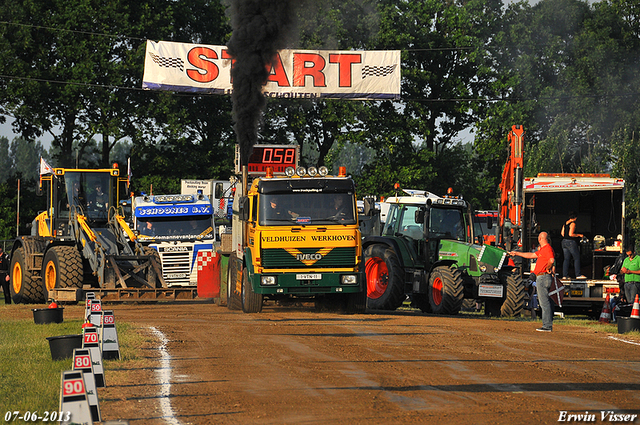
[226,0,299,168]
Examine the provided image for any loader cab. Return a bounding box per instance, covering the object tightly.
[43,168,126,238]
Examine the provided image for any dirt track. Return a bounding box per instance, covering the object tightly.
[13,302,640,424]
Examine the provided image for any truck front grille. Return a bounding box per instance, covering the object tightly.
[261,247,356,268]
[158,251,192,286]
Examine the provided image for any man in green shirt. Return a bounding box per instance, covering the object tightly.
[621,245,640,304]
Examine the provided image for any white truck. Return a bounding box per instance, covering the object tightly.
[134,193,216,287]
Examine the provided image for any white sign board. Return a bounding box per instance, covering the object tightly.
[143,40,401,100]
[181,179,213,199]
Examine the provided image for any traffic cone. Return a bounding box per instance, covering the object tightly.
[599,294,611,324]
[630,294,640,319]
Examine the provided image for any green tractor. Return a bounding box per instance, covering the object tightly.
[363,190,524,316]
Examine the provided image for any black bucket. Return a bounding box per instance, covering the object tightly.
[46,334,83,360]
[617,317,640,334]
[33,308,64,324]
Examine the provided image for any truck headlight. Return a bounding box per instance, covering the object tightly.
[261,276,277,286]
[341,275,357,285]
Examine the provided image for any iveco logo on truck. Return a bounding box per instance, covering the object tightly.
[296,253,322,261]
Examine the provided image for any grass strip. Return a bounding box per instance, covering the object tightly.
[0,312,143,417]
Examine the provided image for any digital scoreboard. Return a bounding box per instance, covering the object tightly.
[235,144,300,175]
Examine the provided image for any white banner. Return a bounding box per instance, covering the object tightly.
[142,40,401,100]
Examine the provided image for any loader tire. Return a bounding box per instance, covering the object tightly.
[43,246,83,292]
[10,247,45,304]
[364,244,405,311]
[227,253,242,310]
[241,266,262,313]
[428,266,464,315]
[144,247,162,288]
[498,270,525,317]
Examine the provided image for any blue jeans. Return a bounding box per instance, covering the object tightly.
[536,274,554,330]
[562,239,581,277]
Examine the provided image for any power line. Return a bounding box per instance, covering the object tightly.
[2,73,637,103]
[0,20,146,42]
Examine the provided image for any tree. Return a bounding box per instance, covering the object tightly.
[0,0,176,166]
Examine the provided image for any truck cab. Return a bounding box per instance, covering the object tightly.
[227,165,366,313]
[133,193,216,287]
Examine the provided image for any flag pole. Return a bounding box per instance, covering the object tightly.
[16,179,20,237]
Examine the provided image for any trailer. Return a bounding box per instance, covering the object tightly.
[520,173,625,316]
[498,125,625,316]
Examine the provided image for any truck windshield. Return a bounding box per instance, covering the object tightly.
[137,216,214,240]
[259,193,356,226]
[429,207,466,241]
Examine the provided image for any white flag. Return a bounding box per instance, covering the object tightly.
[127,157,132,187]
[40,157,54,175]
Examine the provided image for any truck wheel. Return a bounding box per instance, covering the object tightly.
[428,266,463,315]
[241,266,262,313]
[498,271,525,317]
[227,254,241,310]
[364,244,405,310]
[43,246,83,292]
[10,247,45,304]
[344,290,367,314]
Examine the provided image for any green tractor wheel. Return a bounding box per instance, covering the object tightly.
[428,266,464,315]
[364,244,405,311]
[498,270,525,317]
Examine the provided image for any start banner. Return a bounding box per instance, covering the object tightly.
[142,40,401,100]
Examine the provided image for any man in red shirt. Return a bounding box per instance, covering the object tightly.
[510,232,555,332]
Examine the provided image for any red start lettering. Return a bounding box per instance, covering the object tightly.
[187,47,220,83]
[293,53,326,87]
[267,54,290,87]
[329,53,361,87]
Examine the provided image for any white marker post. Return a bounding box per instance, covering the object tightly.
[89,299,103,326]
[82,327,105,388]
[72,348,101,422]
[101,310,121,360]
[59,370,93,425]
[85,292,96,321]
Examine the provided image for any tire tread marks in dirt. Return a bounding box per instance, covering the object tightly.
[364,244,405,311]
[428,266,464,315]
[498,270,525,317]
[241,266,263,313]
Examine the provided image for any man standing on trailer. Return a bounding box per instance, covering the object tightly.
[510,232,556,332]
